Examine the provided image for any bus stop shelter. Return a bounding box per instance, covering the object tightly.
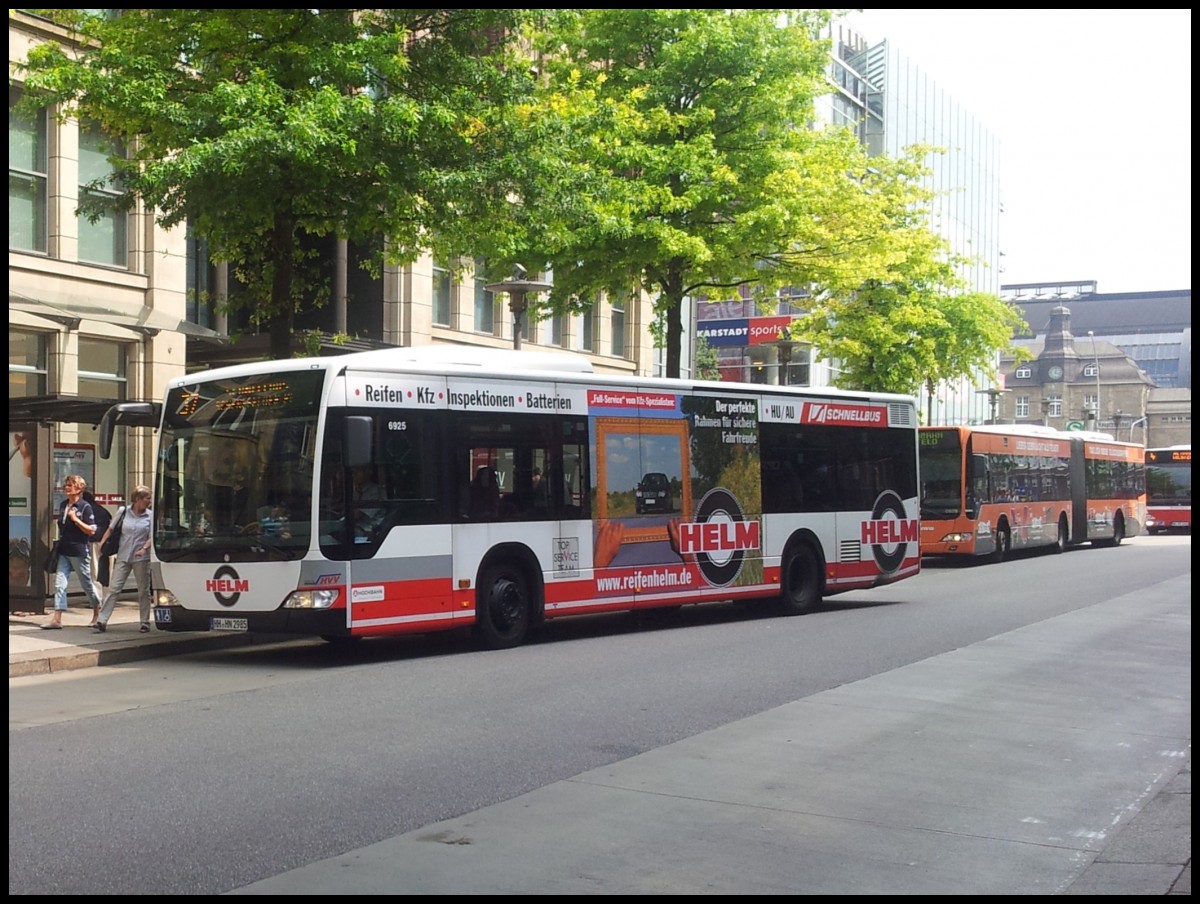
[8,396,158,614]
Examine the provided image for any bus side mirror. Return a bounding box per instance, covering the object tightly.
[98,402,161,459]
[344,416,373,468]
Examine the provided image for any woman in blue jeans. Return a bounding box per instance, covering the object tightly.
[42,474,102,629]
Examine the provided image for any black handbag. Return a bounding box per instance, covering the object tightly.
[100,507,126,557]
[43,540,61,574]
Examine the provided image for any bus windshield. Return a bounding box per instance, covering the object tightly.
[154,370,325,562]
[918,429,963,519]
[1146,458,1191,505]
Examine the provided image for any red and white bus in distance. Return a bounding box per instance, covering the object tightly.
[918,424,1145,562]
[1145,445,1191,534]
[104,347,921,649]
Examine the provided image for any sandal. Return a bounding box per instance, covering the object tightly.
[41,623,63,630]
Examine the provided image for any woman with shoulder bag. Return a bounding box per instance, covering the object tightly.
[94,485,154,634]
[43,474,102,629]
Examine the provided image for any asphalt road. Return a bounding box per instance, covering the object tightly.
[8,535,1191,894]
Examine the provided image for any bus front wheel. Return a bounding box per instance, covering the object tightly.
[474,563,531,650]
[1053,515,1068,553]
[777,543,821,616]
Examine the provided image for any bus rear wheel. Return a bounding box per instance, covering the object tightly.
[991,522,1011,564]
[777,543,820,616]
[1100,513,1126,548]
[474,563,531,650]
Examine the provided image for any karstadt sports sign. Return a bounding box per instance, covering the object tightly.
[696,316,793,347]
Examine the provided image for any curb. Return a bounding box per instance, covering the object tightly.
[8,631,284,678]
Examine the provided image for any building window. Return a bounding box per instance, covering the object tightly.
[79,338,128,493]
[547,312,564,347]
[1082,363,1099,377]
[518,302,532,343]
[580,300,595,352]
[748,348,769,384]
[77,121,128,267]
[77,338,128,402]
[473,259,495,335]
[1047,395,1063,418]
[9,86,48,254]
[1014,366,1031,379]
[186,228,217,329]
[609,291,626,358]
[432,259,451,326]
[1083,393,1098,417]
[9,331,48,397]
[1015,396,1029,419]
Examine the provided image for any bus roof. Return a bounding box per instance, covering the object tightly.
[169,345,920,407]
[922,423,1149,448]
[340,345,595,374]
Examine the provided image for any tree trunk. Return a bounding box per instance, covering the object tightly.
[662,265,686,379]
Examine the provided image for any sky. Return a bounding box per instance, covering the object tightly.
[846,9,1191,294]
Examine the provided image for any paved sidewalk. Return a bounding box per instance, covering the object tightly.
[8,598,273,677]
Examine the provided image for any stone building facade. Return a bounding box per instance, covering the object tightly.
[996,305,1169,444]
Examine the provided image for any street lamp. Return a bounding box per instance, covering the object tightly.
[1111,409,1125,439]
[485,265,553,350]
[1127,415,1147,443]
[775,339,797,386]
[1040,397,1051,427]
[976,387,1006,424]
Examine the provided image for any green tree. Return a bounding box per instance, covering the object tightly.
[16,9,539,358]
[480,9,941,378]
[791,232,1030,397]
[693,335,721,381]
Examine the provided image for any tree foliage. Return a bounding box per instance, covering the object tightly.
[479,9,953,379]
[15,8,1027,391]
[693,335,721,381]
[17,8,539,357]
[791,236,1030,398]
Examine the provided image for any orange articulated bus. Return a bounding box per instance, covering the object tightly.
[918,424,1145,563]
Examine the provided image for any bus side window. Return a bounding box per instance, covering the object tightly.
[468,466,501,519]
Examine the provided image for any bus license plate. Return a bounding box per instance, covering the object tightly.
[211,617,248,631]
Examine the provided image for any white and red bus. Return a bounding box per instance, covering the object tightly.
[1144,445,1191,534]
[102,347,921,648]
[918,424,1145,562]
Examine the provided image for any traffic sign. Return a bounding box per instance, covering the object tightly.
[1065,420,1085,431]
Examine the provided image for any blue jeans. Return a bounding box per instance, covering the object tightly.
[54,552,102,612]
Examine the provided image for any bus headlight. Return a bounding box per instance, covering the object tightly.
[939,532,972,543]
[155,588,180,607]
[282,589,339,609]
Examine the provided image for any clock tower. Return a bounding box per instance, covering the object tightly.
[1038,305,1079,384]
